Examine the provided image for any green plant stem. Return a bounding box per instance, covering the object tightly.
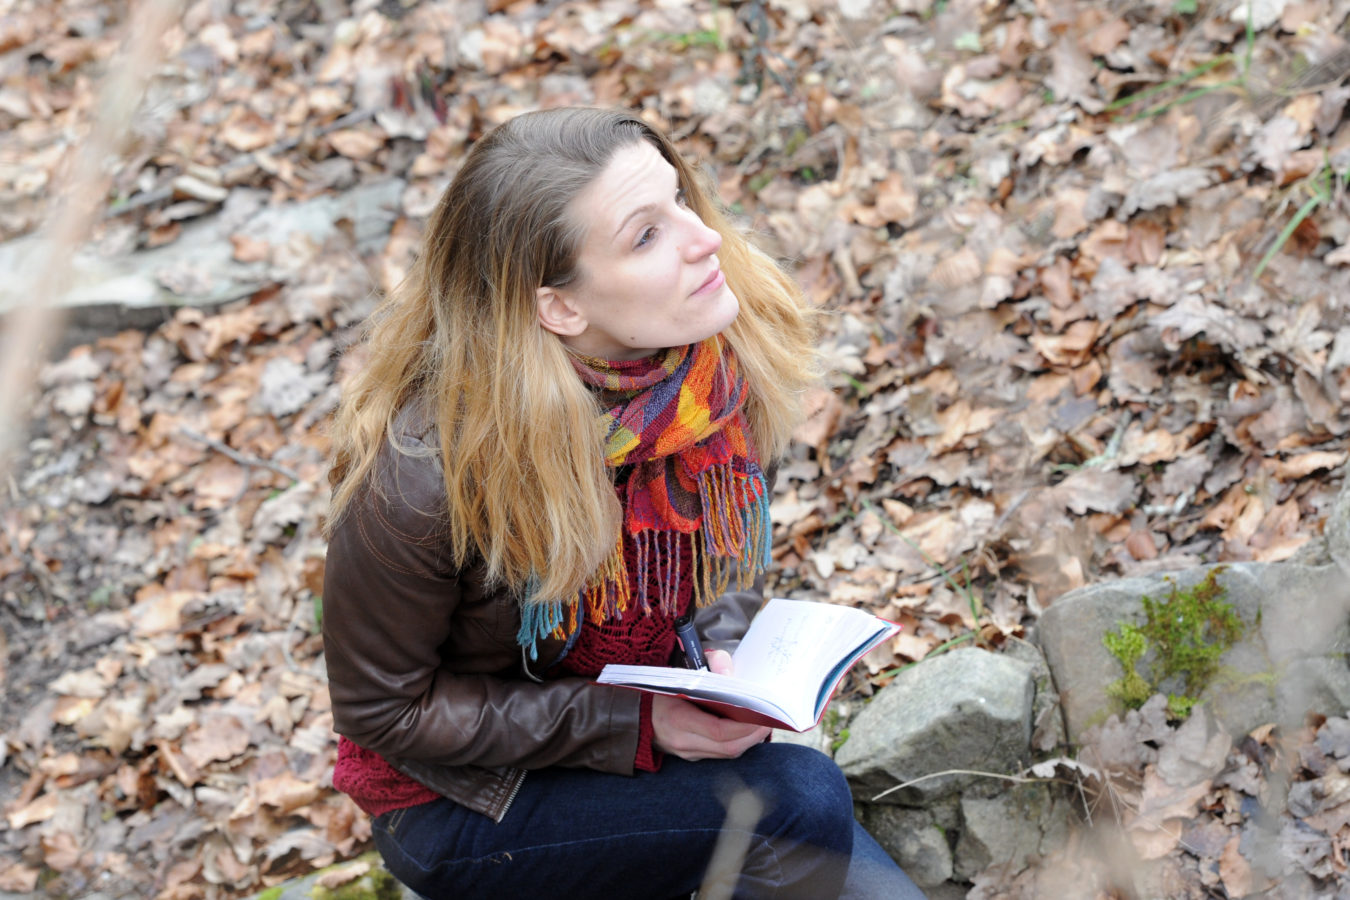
[1104,55,1232,113]
[1252,192,1323,278]
[1243,0,1256,74]
[859,500,981,615]
[1136,79,1242,119]
[876,632,975,679]
[1108,2,1255,122]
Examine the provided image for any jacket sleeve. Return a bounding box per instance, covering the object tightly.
[322,440,641,775]
[694,574,765,654]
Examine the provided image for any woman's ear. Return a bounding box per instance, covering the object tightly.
[536,286,588,337]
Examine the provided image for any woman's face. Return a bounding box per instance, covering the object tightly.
[536,140,740,360]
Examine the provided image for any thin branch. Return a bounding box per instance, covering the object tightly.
[0,0,187,484]
[177,426,300,484]
[699,788,765,900]
[870,760,1204,857]
[870,767,1061,802]
[1073,768,1095,829]
[283,601,308,673]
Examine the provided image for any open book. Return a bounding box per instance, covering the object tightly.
[596,598,900,732]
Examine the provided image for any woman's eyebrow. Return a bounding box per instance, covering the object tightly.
[613,203,657,239]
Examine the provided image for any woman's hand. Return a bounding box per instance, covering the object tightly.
[651,648,771,761]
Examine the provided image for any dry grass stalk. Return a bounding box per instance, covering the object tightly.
[0,0,185,481]
[697,787,766,900]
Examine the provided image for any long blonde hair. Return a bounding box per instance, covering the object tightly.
[328,108,817,603]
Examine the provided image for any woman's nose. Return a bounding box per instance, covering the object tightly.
[683,213,722,260]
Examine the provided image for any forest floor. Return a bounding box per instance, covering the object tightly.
[2,0,1350,896]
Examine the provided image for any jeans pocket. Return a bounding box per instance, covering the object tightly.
[378,806,409,836]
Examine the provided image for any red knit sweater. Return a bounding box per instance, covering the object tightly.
[332,522,692,818]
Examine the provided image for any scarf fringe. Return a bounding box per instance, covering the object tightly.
[516,578,563,661]
[518,339,769,657]
[581,531,630,625]
[516,464,770,659]
[634,527,684,616]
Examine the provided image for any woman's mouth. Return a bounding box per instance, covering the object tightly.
[693,269,725,296]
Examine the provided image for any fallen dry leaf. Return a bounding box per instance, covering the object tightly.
[180,715,252,770]
[314,860,371,890]
[1219,835,1253,897]
[327,128,385,160]
[6,792,58,830]
[1127,816,1189,860]
[0,864,39,893]
[256,772,321,815]
[792,388,844,453]
[4,0,1349,896]
[41,831,82,871]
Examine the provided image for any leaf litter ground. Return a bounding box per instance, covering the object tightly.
[2,0,1350,896]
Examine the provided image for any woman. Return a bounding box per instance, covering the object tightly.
[322,107,924,899]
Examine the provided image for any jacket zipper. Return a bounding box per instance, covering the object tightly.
[495,769,527,822]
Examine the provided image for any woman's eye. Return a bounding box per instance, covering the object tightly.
[636,226,657,248]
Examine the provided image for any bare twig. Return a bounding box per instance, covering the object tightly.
[1073,767,1095,829]
[176,426,300,484]
[871,760,1204,857]
[282,600,309,673]
[869,766,1061,803]
[0,0,186,484]
[698,787,766,900]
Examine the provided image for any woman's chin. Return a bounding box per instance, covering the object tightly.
[706,290,741,335]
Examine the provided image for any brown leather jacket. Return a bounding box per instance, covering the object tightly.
[322,407,763,822]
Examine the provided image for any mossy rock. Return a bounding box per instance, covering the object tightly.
[1039,561,1350,742]
[1102,566,1245,720]
[249,853,416,900]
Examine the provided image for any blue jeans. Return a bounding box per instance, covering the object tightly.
[372,743,926,899]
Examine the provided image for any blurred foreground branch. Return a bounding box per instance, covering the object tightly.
[698,788,765,900]
[0,0,185,481]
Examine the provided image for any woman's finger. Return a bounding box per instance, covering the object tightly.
[705,648,734,676]
[651,694,771,760]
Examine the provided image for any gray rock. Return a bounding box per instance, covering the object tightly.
[1004,634,1066,752]
[836,648,1035,805]
[1278,657,1350,723]
[1328,472,1350,573]
[953,782,1072,881]
[0,179,405,356]
[772,698,854,756]
[773,720,834,755]
[857,804,955,888]
[923,883,972,900]
[1039,562,1350,743]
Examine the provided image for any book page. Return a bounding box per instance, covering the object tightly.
[595,667,798,725]
[730,599,888,697]
[597,598,897,730]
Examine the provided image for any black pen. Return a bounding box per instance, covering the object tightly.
[673,611,709,671]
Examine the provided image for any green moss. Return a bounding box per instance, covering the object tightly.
[1103,623,1151,708]
[1103,566,1246,720]
[830,727,851,752]
[256,889,284,900]
[1165,693,1198,720]
[308,869,403,900]
[1215,664,1278,689]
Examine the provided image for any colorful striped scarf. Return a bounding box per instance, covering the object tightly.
[518,337,771,654]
